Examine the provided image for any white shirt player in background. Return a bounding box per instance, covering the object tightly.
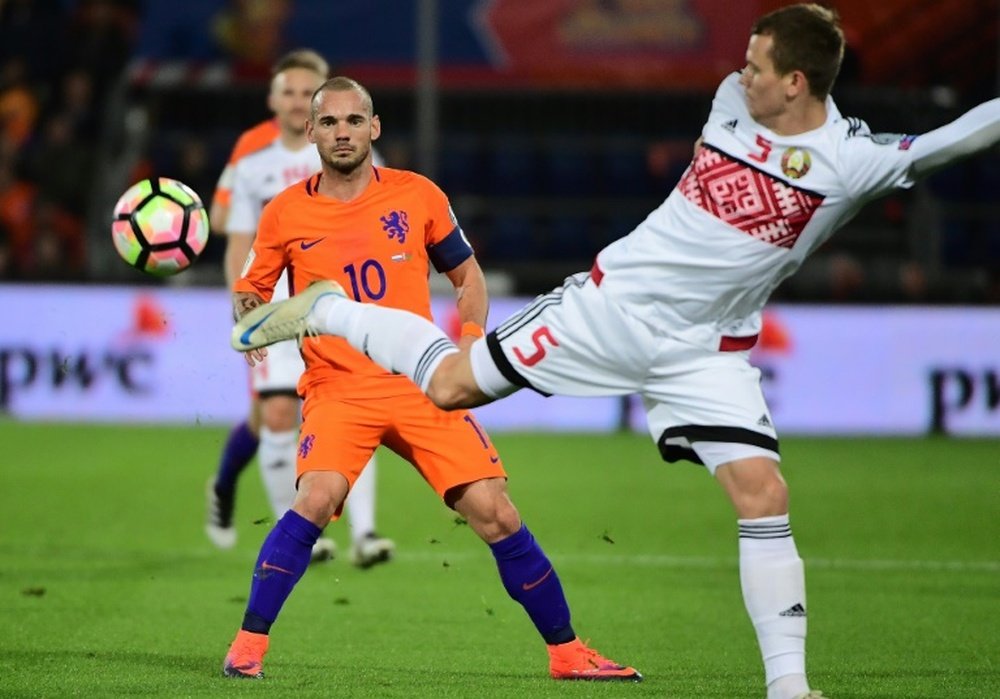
[232,5,1000,698]
[206,49,394,568]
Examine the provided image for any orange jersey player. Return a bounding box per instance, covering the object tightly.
[239,167,468,400]
[204,49,392,569]
[222,75,639,684]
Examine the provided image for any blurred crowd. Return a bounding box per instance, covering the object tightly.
[0,0,294,281]
[0,1,997,303]
[0,0,137,280]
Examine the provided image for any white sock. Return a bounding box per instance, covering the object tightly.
[312,296,456,392]
[257,427,299,518]
[346,455,377,545]
[738,515,810,699]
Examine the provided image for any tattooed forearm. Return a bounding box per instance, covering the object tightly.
[233,292,264,320]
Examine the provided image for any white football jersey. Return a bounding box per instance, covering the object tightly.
[229,141,320,301]
[595,72,922,348]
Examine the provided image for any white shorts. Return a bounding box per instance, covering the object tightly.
[476,272,779,472]
[251,338,304,394]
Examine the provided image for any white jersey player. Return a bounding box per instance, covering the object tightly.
[232,6,1000,698]
[206,49,393,569]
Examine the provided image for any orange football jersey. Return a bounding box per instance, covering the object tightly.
[234,167,473,399]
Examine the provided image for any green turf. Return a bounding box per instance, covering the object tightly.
[1,422,997,697]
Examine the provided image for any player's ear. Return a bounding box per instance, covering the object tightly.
[305,119,316,143]
[786,69,809,99]
[370,114,381,142]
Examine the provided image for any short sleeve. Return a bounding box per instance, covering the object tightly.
[421,179,473,272]
[211,162,235,211]
[838,121,918,201]
[232,198,286,299]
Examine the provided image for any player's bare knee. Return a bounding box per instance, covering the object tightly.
[425,373,472,410]
[717,458,789,518]
[294,473,348,524]
[261,395,299,431]
[489,499,522,540]
[733,475,788,518]
[425,353,486,410]
[473,508,521,543]
[447,480,521,543]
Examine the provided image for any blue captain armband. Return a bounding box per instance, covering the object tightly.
[428,226,474,272]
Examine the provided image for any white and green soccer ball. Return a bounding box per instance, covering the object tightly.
[111,177,210,276]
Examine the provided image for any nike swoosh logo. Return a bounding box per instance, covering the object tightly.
[521,566,553,591]
[259,561,295,576]
[239,310,276,347]
[300,237,326,250]
[490,455,500,463]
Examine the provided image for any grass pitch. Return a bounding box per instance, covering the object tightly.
[1,422,997,698]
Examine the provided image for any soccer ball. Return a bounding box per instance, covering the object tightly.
[111,177,210,276]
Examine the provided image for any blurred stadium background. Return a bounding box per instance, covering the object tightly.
[2,3,998,696]
[0,0,996,296]
[1,0,998,434]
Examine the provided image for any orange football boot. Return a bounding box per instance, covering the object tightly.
[223,629,269,679]
[547,637,642,681]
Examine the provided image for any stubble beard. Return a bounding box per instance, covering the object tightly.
[325,144,370,175]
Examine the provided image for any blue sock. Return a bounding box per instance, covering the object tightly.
[241,510,322,634]
[214,420,259,495]
[489,524,575,645]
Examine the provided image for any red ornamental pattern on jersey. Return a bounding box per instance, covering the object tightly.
[680,145,824,249]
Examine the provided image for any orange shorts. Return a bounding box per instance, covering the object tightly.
[297,382,506,510]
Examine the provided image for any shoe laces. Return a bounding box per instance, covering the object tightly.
[228,633,267,664]
[294,323,319,347]
[256,315,316,347]
[557,639,620,670]
[577,641,618,669]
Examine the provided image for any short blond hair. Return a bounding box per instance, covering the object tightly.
[271,49,329,79]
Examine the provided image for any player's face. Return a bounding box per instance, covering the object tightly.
[269,67,324,137]
[739,34,791,127]
[306,88,381,175]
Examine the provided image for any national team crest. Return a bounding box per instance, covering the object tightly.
[780,147,811,179]
[298,434,316,459]
[380,210,409,243]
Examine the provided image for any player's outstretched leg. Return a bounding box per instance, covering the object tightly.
[232,280,457,394]
[232,280,347,350]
